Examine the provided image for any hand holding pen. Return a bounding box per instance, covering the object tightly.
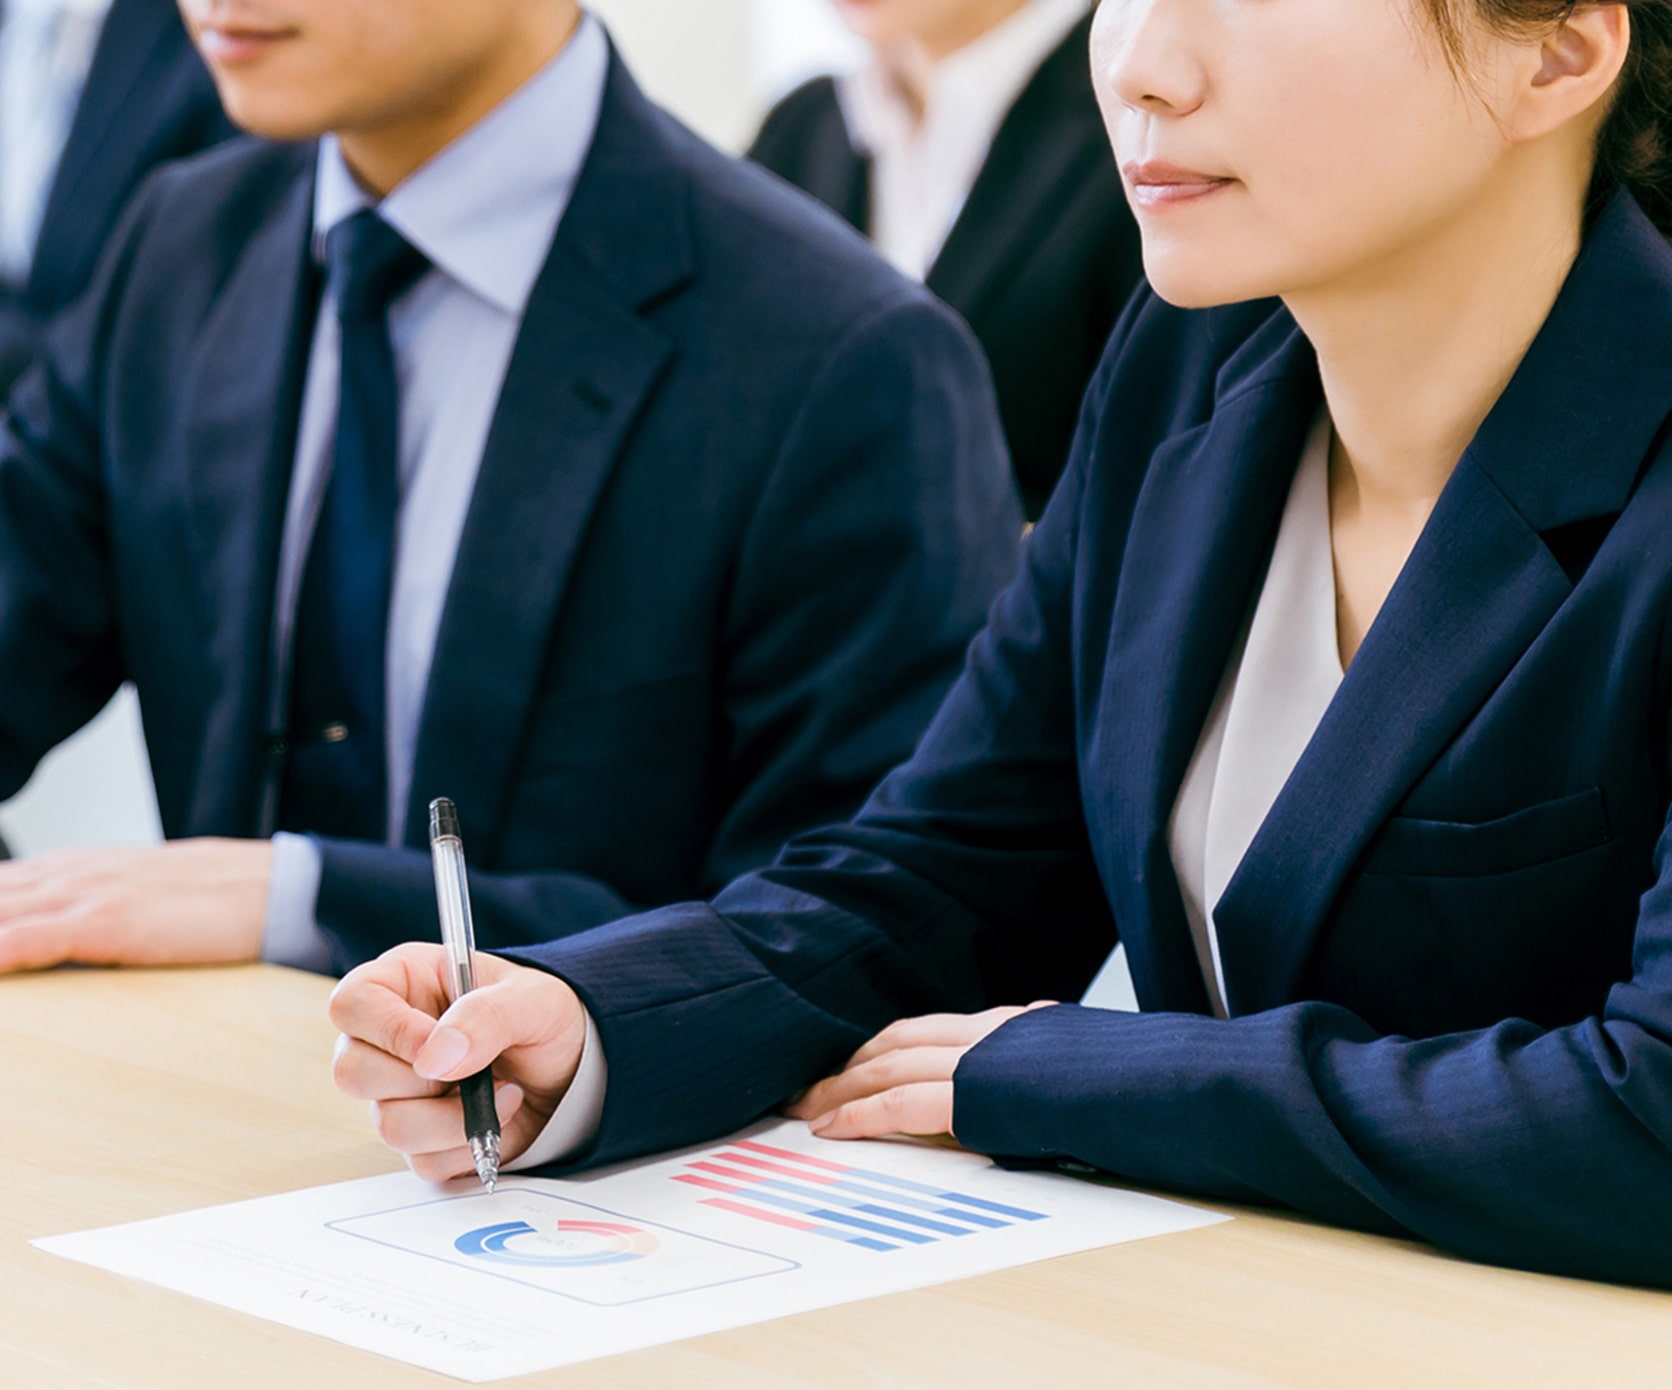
[328,801,594,1185]
[428,798,501,1190]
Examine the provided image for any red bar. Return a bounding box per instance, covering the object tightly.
[672,1173,742,1194]
[690,1160,772,1184]
[718,1151,839,1184]
[701,1197,819,1231]
[735,1138,852,1173]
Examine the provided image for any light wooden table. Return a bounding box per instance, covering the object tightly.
[4,965,1668,1388]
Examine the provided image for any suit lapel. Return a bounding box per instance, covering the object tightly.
[179,164,320,834]
[794,83,871,235]
[1212,190,1672,1014]
[925,15,1106,325]
[34,0,177,260]
[402,55,692,855]
[1090,316,1321,1011]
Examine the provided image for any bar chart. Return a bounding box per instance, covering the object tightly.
[671,1137,1049,1253]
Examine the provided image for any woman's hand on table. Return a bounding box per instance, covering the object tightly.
[785,1002,1056,1141]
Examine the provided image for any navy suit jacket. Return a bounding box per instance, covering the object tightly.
[0,0,234,392]
[0,55,1022,970]
[507,190,1672,1289]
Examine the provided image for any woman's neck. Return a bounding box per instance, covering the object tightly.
[1287,154,1587,514]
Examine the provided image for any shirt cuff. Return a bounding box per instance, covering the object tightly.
[505,1011,607,1171]
[260,832,335,975]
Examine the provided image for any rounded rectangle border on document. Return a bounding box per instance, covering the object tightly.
[326,1186,800,1307]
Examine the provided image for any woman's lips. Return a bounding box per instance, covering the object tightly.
[1124,162,1235,210]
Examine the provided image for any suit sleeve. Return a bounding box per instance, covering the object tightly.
[492,322,1132,1166]
[309,293,1026,970]
[0,291,46,398]
[955,854,1672,1291]
[0,179,170,800]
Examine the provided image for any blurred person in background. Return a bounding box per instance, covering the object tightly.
[751,0,1142,519]
[0,0,234,392]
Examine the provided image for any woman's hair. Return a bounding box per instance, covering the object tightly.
[1425,0,1672,233]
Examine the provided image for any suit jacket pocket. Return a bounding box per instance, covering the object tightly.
[1360,787,1611,879]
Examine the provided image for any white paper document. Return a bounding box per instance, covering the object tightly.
[35,1120,1227,1381]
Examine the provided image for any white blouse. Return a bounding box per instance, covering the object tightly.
[834,0,1088,282]
[1167,413,1344,1017]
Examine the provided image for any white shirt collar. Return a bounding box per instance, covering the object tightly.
[836,0,1087,163]
[312,13,608,317]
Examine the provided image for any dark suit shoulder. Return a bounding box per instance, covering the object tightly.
[658,106,948,347]
[748,76,844,174]
[62,135,315,374]
[130,136,314,252]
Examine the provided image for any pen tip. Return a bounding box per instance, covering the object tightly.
[470,1133,501,1193]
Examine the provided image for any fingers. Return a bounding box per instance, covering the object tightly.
[333,947,587,1179]
[809,1081,955,1141]
[0,913,93,973]
[332,1034,449,1102]
[789,1004,1062,1136]
[843,1004,1039,1069]
[414,969,587,1093]
[328,945,452,1065]
[370,1082,524,1159]
[406,1145,479,1185]
[410,980,535,1082]
[786,1046,966,1121]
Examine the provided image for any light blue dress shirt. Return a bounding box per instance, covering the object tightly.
[262,15,609,973]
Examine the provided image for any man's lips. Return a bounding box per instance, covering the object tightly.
[197,23,298,64]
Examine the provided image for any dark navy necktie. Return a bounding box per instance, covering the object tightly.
[278,210,430,842]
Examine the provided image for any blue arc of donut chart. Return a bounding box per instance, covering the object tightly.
[454,1219,661,1267]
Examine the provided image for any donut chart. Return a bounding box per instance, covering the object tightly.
[455,1219,661,1268]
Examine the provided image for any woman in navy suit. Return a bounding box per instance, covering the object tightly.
[332,0,1672,1286]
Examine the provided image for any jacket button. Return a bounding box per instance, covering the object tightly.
[322,722,350,743]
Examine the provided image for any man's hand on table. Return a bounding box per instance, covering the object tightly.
[330,944,589,1180]
[0,839,273,972]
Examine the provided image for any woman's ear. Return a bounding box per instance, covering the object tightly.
[1513,3,1631,141]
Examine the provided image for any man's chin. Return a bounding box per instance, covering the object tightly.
[212,92,338,144]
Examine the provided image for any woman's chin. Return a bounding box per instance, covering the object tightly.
[1142,255,1281,311]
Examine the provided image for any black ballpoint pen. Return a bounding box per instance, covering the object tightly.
[428,797,501,1192]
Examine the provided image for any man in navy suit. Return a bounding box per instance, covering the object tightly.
[0,0,1020,974]
[0,0,234,392]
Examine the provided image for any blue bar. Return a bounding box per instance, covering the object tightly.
[835,1161,1049,1222]
[934,1205,1006,1229]
[822,1175,998,1225]
[932,1192,1047,1222]
[856,1203,971,1237]
[804,1223,899,1252]
[808,1207,936,1244]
